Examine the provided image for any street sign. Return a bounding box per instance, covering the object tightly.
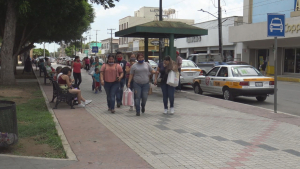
[267,13,285,37]
[92,46,98,53]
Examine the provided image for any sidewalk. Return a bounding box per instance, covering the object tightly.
[3,65,300,169]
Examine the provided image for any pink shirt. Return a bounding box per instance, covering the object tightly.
[177,56,182,68]
[100,64,123,82]
[85,58,90,64]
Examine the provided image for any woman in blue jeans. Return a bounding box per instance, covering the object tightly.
[128,53,157,116]
[100,55,124,114]
[154,56,178,115]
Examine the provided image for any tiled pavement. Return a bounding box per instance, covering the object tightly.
[4,65,300,169]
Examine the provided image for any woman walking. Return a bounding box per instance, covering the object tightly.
[71,56,83,88]
[58,67,92,108]
[127,53,157,116]
[85,57,90,71]
[125,57,136,111]
[100,55,124,114]
[154,56,178,114]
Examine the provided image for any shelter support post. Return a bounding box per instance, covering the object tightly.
[144,38,149,62]
[169,34,175,61]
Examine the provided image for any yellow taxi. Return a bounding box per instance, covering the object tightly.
[192,65,274,101]
[180,60,202,86]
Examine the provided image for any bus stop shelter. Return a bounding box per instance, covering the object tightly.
[115,21,208,61]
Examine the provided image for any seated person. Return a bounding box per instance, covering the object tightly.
[53,66,62,81]
[58,67,92,108]
[45,62,55,77]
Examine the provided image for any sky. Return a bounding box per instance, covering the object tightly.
[35,0,243,53]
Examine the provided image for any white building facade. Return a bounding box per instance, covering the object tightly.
[175,16,243,60]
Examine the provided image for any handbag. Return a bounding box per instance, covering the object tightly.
[88,68,95,75]
[167,71,179,87]
[122,88,134,106]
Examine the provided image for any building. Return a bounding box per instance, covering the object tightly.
[229,0,300,75]
[118,6,194,56]
[175,16,243,60]
[100,38,119,59]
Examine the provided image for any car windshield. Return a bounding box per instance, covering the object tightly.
[149,60,157,66]
[231,66,263,77]
[272,19,281,24]
[182,61,197,68]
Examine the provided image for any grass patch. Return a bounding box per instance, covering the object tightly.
[0,83,66,158]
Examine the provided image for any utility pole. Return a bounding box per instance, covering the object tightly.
[159,0,163,62]
[43,42,45,59]
[95,30,100,56]
[218,0,224,61]
[108,28,116,54]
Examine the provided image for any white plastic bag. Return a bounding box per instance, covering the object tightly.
[88,68,95,75]
[167,71,179,87]
[122,88,134,106]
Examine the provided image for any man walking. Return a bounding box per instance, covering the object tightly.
[116,52,127,108]
[175,51,182,92]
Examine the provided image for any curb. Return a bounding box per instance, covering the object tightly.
[268,75,300,83]
[34,71,77,161]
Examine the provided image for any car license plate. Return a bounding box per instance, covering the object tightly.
[186,72,194,76]
[255,82,263,87]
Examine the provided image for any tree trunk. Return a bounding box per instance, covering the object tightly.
[0,0,17,85]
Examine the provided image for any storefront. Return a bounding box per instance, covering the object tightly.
[175,16,243,62]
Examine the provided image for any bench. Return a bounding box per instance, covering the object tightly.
[51,81,77,109]
[43,67,53,84]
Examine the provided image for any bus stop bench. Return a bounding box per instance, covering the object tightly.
[51,81,77,109]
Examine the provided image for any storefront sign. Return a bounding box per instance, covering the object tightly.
[285,23,300,33]
[186,36,201,43]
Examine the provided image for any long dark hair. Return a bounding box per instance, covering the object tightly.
[74,56,79,61]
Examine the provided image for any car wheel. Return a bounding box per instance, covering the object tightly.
[256,96,267,102]
[194,83,203,95]
[223,88,234,101]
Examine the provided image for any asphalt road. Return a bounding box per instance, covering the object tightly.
[181,81,300,117]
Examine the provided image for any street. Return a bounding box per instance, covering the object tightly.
[181,81,300,117]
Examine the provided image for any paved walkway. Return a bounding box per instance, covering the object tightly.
[3,65,300,169]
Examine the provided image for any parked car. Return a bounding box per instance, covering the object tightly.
[148,60,158,69]
[192,65,274,102]
[180,60,202,86]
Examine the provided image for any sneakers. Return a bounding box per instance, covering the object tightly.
[77,103,85,108]
[129,106,134,111]
[163,109,168,114]
[95,90,98,94]
[85,100,92,105]
[142,107,145,113]
[170,107,174,115]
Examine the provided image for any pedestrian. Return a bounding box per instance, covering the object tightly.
[53,66,62,82]
[175,51,182,92]
[125,57,136,111]
[91,57,103,92]
[85,57,90,71]
[58,67,92,108]
[100,55,124,114]
[71,56,83,88]
[127,53,157,116]
[116,52,127,108]
[90,56,94,67]
[93,68,101,94]
[155,56,178,115]
[260,59,268,75]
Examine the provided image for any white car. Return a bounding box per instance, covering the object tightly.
[193,65,274,101]
[270,18,283,32]
[180,60,202,86]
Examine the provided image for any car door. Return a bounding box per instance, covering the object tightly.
[214,67,229,94]
[201,67,220,93]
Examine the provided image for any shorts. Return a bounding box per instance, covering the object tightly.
[95,82,100,88]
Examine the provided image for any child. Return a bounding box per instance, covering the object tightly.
[92,68,101,94]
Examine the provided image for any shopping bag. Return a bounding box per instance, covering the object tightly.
[167,71,179,87]
[122,88,134,106]
[88,67,95,75]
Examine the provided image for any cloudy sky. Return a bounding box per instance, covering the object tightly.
[36,0,244,53]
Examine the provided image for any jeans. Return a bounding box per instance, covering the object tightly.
[116,78,125,104]
[161,83,175,109]
[73,72,82,88]
[176,68,181,90]
[133,82,150,113]
[85,64,90,70]
[104,82,119,110]
[92,77,101,91]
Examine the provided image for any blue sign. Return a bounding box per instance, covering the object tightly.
[267,13,285,37]
[92,46,98,53]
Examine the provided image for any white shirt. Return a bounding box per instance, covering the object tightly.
[57,73,63,82]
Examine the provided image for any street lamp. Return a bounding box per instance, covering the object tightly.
[198,8,223,61]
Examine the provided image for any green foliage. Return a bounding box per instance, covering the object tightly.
[32,48,49,57]
[65,45,75,56]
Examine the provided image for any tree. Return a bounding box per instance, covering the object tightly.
[32,48,49,57]
[0,0,119,84]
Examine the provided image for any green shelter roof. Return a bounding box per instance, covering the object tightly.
[115,21,208,38]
